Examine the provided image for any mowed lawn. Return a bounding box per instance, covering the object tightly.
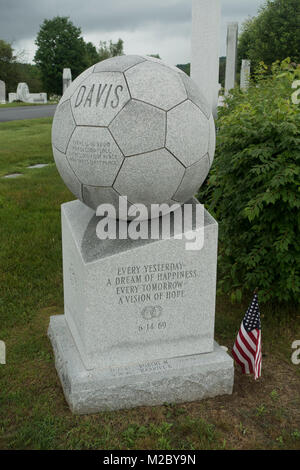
[0,118,299,450]
[0,102,57,108]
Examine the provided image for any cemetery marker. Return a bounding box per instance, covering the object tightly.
[225,22,239,95]
[191,0,221,118]
[48,55,234,414]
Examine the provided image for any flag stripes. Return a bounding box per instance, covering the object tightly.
[232,293,262,380]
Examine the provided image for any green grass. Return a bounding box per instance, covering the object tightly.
[0,118,53,176]
[0,102,57,108]
[0,118,299,450]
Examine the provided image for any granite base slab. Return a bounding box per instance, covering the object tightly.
[48,314,234,414]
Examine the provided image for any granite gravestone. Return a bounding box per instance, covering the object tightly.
[48,55,234,414]
[240,60,251,91]
[191,0,221,119]
[0,80,5,104]
[16,83,30,102]
[63,68,72,94]
[8,93,17,103]
[9,82,47,103]
[225,23,238,95]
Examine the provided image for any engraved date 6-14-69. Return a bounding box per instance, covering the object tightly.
[138,321,167,333]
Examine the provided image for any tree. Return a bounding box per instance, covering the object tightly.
[13,63,43,93]
[219,57,226,87]
[98,39,124,62]
[85,42,99,66]
[198,60,300,304]
[175,59,224,82]
[0,40,14,85]
[0,40,39,93]
[238,0,300,70]
[34,16,89,95]
[176,63,190,75]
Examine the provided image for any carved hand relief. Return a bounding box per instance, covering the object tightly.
[70,73,130,126]
[141,306,163,320]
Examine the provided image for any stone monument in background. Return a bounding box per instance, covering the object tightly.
[63,68,72,94]
[0,80,6,104]
[48,55,234,414]
[240,59,251,91]
[191,0,221,118]
[8,82,47,103]
[225,22,239,95]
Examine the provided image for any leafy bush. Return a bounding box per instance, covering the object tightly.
[198,60,300,303]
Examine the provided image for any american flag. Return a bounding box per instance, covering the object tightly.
[232,293,262,380]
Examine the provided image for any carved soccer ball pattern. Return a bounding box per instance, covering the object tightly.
[52,55,216,219]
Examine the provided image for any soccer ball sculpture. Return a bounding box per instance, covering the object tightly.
[52,55,216,220]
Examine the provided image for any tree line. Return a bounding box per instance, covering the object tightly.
[0,16,125,97]
[0,16,163,98]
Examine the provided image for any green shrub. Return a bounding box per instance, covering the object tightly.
[198,59,300,303]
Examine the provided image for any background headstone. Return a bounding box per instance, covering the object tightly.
[15,82,47,103]
[16,82,30,102]
[225,22,239,95]
[240,59,251,91]
[8,93,17,103]
[191,0,221,118]
[0,80,6,104]
[63,68,72,94]
[218,94,225,108]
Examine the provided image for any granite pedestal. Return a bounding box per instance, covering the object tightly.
[48,199,234,413]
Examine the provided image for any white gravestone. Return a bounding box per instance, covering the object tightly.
[191,0,221,119]
[0,80,6,104]
[48,55,234,414]
[8,93,17,103]
[16,82,30,102]
[240,59,251,91]
[225,22,239,95]
[63,68,72,94]
[9,82,47,103]
[218,94,225,108]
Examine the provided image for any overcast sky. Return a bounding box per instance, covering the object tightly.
[0,0,265,66]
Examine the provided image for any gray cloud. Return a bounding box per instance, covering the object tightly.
[0,0,264,40]
[0,0,265,63]
[1,0,191,41]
